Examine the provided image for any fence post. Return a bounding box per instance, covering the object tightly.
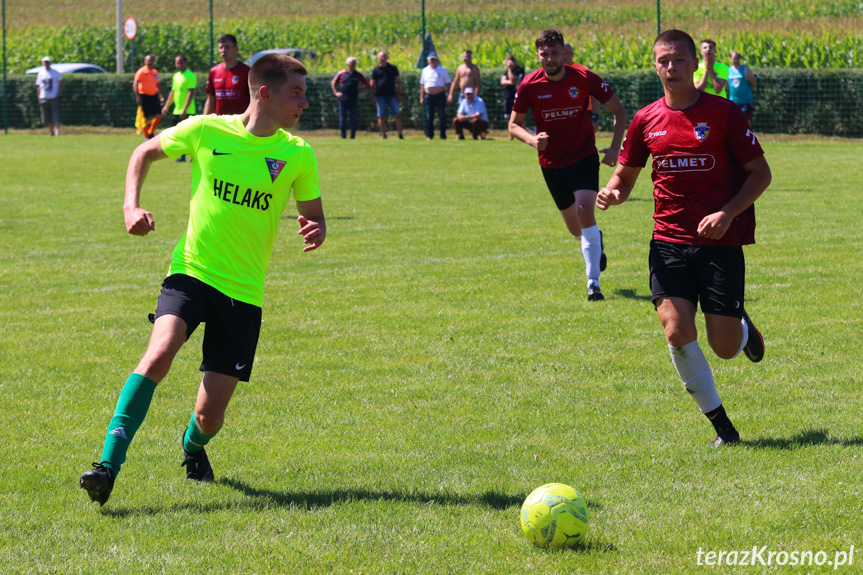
[2,0,7,134]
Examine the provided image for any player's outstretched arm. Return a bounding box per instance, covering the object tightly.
[697,155,771,240]
[124,137,168,236]
[597,164,641,211]
[296,198,326,252]
[599,95,628,167]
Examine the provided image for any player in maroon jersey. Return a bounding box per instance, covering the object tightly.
[509,29,628,302]
[597,29,772,447]
[204,34,251,116]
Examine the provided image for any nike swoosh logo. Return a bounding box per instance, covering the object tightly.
[235,363,246,370]
[213,149,232,156]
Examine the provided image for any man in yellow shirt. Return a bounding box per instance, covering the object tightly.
[693,39,729,98]
[161,54,197,161]
[80,54,326,506]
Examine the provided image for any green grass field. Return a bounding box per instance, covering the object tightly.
[0,132,861,573]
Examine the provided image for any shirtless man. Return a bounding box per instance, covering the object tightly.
[448,50,481,105]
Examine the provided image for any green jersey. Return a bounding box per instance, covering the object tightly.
[159,114,321,306]
[171,69,197,115]
[694,61,729,98]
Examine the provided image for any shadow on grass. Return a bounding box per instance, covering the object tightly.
[100,479,528,517]
[98,479,611,518]
[613,288,653,302]
[220,477,523,510]
[742,428,863,450]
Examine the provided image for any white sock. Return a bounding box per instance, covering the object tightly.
[729,317,749,359]
[580,225,602,285]
[668,340,722,413]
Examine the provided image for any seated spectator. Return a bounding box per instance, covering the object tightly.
[453,87,489,140]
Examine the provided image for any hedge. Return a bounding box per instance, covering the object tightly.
[3,68,862,136]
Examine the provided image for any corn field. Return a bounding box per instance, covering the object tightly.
[3,0,861,73]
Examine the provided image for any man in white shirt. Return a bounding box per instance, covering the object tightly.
[35,56,64,136]
[453,87,489,140]
[418,52,451,140]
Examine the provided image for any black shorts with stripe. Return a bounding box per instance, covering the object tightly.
[149,274,262,381]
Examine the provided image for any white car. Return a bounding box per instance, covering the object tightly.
[26,63,108,74]
[245,49,318,67]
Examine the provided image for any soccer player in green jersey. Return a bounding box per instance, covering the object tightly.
[80,54,325,506]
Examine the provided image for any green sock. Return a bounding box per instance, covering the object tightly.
[99,373,158,476]
[183,412,218,454]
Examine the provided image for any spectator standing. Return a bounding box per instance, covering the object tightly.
[448,50,481,105]
[500,55,525,138]
[419,53,451,140]
[728,51,757,121]
[204,34,251,116]
[509,29,627,302]
[35,56,63,136]
[453,87,489,140]
[370,51,404,139]
[597,30,771,447]
[331,57,370,139]
[133,54,164,140]
[694,39,729,97]
[162,54,197,162]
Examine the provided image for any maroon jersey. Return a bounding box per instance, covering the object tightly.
[619,93,764,247]
[513,64,613,169]
[206,62,251,115]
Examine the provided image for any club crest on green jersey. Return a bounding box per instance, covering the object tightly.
[267,158,287,183]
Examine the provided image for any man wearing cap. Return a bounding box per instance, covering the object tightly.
[35,57,64,136]
[453,87,489,140]
[419,52,451,140]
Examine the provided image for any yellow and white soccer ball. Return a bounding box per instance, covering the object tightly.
[520,483,589,548]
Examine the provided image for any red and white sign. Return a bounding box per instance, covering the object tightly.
[124,17,138,41]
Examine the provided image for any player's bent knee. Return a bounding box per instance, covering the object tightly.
[709,340,739,360]
[135,352,174,383]
[664,326,697,348]
[194,411,224,435]
[575,206,597,227]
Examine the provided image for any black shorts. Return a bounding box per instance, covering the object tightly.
[140,93,161,117]
[649,239,745,317]
[540,152,600,210]
[167,113,185,127]
[149,274,262,381]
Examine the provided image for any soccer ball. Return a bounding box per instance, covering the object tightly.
[520,483,589,548]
